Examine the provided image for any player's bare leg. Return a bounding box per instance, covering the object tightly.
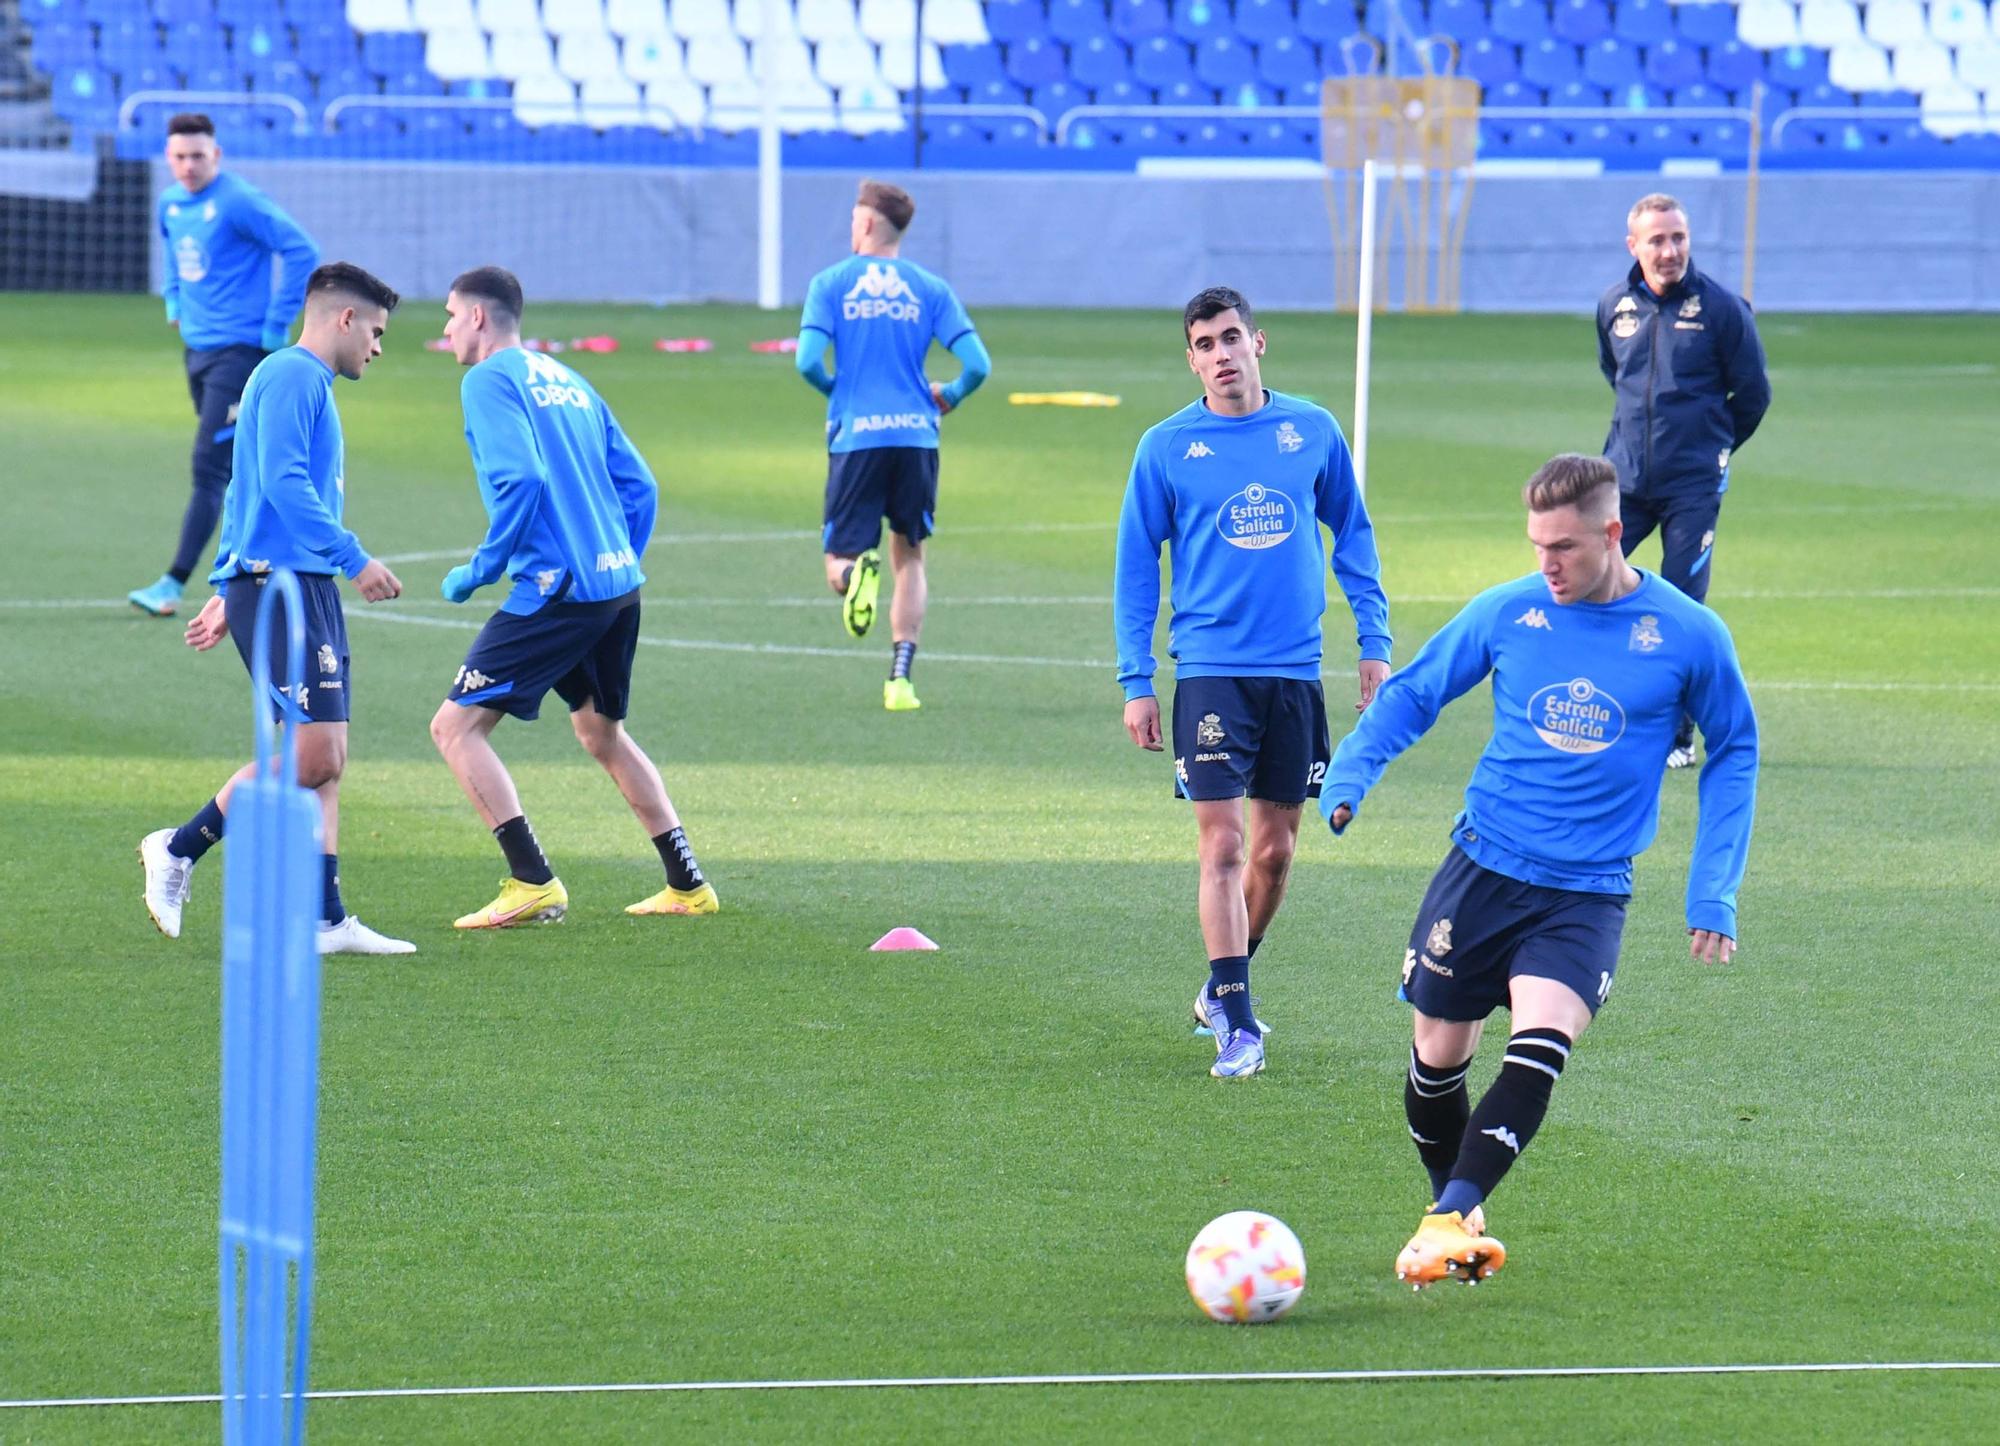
[828,548,881,640]
[884,532,925,710]
[570,700,717,917]
[1242,797,1302,941]
[1192,797,1264,1077]
[431,701,567,928]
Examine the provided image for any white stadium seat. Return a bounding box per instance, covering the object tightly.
[1863,0,1929,46]
[877,37,943,89]
[1739,0,1804,47]
[751,34,819,82]
[1827,37,1895,87]
[622,30,685,80]
[557,28,624,78]
[707,77,838,130]
[921,0,989,44]
[476,0,540,30]
[513,72,579,124]
[645,76,707,125]
[684,32,752,84]
[347,0,415,32]
[796,0,861,42]
[669,0,736,40]
[1797,0,1861,46]
[411,0,475,28]
[604,0,667,36]
[858,0,915,45]
[839,79,906,130]
[1893,34,1957,85]
[543,0,609,38]
[814,32,882,87]
[733,0,800,38]
[491,25,559,76]
[1957,37,2000,90]
[425,23,494,76]
[579,74,647,123]
[1919,78,1982,130]
[1929,0,1989,44]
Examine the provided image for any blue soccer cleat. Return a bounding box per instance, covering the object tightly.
[1210,1027,1266,1079]
[1192,986,1271,1053]
[128,574,185,617]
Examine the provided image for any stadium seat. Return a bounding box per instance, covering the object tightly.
[346,0,412,30]
[1930,0,1988,44]
[685,32,751,83]
[834,79,902,129]
[1332,30,1380,70]
[1111,0,1172,41]
[605,0,666,36]
[249,58,315,96]
[1737,0,1801,49]
[1957,37,2000,91]
[1522,36,1582,85]
[1767,41,1831,87]
[1553,0,1611,45]
[1196,33,1255,85]
[1172,0,1233,45]
[1676,3,1738,45]
[1670,78,1723,105]
[942,40,1005,85]
[669,0,734,40]
[644,74,704,122]
[878,38,946,88]
[1707,39,1766,89]
[1235,0,1295,43]
[557,28,623,79]
[1864,0,1927,46]
[512,71,578,123]
[544,0,608,38]
[30,22,97,72]
[1298,0,1361,44]
[1463,33,1521,84]
[1828,36,1894,86]
[1552,77,1608,104]
[1798,0,1863,44]
[151,0,206,21]
[1491,0,1552,44]
[792,0,855,40]
[411,0,475,28]
[622,31,683,80]
[924,0,992,44]
[491,28,558,77]
[858,0,918,41]
[1920,75,1982,128]
[1049,0,1110,43]
[578,72,644,121]
[815,32,880,87]
[1072,33,1134,86]
[238,22,294,63]
[1581,35,1638,86]
[1893,34,1956,86]
[984,0,1047,43]
[1645,36,1702,88]
[1006,35,1068,86]
[1431,0,1488,38]
[476,0,539,31]
[425,23,493,76]
[1257,33,1319,87]
[1612,0,1672,44]
[360,29,424,71]
[1612,79,1666,106]
[1030,76,1084,114]
[1133,33,1194,83]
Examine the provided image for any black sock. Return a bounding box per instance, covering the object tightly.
[167,566,192,585]
[494,814,554,885]
[321,854,346,926]
[653,826,705,892]
[1405,1047,1472,1200]
[1247,934,1263,959]
[1444,1028,1572,1209]
[169,797,225,863]
[891,640,917,681]
[1206,955,1256,1035]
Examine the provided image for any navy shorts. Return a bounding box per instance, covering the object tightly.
[185,344,264,482]
[1398,844,1630,1022]
[1171,676,1330,804]
[224,571,349,724]
[822,446,938,556]
[447,589,641,722]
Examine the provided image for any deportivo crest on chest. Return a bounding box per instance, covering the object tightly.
[1679,294,1701,319]
[1612,311,1640,339]
[1426,917,1453,956]
[1629,614,1663,653]
[1275,420,1304,454]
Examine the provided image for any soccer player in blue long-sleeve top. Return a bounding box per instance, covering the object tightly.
[138,262,413,956]
[130,113,320,619]
[1115,287,1391,1081]
[795,179,990,711]
[1319,453,1758,1287]
[429,266,715,929]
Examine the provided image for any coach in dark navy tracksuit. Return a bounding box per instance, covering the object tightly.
[1597,192,1770,767]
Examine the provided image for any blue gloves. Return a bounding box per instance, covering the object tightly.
[260,323,291,351]
[441,565,478,603]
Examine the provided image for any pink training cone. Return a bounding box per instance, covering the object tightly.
[870,927,939,952]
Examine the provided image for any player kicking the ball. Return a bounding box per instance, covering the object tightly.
[1322,453,1758,1286]
[430,266,715,928]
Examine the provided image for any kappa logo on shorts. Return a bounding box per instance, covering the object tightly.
[1175,757,1189,785]
[455,666,495,693]
[1196,713,1225,747]
[1426,917,1453,957]
[1402,949,1418,987]
[317,644,338,675]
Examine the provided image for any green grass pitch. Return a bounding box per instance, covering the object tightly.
[1,295,1996,1442]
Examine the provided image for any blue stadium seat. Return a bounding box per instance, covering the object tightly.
[1297,0,1360,45]
[380,65,446,93]
[942,42,1005,86]
[1674,1,1734,46]
[95,16,161,66]
[1461,34,1518,86]
[1049,0,1110,42]
[1132,33,1194,84]
[1798,79,1855,109]
[285,0,347,21]
[185,60,249,90]
[1258,33,1319,87]
[1612,0,1671,45]
[1071,34,1132,85]
[18,0,85,24]
[233,22,292,62]
[1065,115,1116,147]
[151,0,210,21]
[1030,78,1084,117]
[986,0,1050,44]
[1430,0,1486,38]
[117,59,179,91]
[1704,39,1763,93]
[1610,79,1665,108]
[1234,0,1295,43]
[50,67,114,130]
[1094,76,1149,103]
[1765,44,1828,93]
[29,22,97,71]
[361,30,425,74]
[1551,0,1608,45]
[1110,0,1171,41]
[1157,76,1216,103]
[1552,78,1606,105]
[1006,34,1068,86]
[1487,77,1539,105]
[1643,37,1699,90]
[448,75,509,96]
[1521,36,1579,87]
[1508,118,1568,153]
[1172,0,1233,44]
[1226,78,1280,105]
[1196,33,1256,85]
[317,64,374,99]
[248,58,313,97]
[970,76,1029,103]
[1281,75,1321,103]
[1491,0,1550,44]
[1581,36,1637,87]
[166,19,231,67]
[1670,79,1721,107]
[295,22,358,73]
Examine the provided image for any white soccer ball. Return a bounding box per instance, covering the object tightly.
[1184,1211,1307,1323]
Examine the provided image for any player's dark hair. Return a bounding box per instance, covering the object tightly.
[1523,454,1619,517]
[306,262,400,314]
[450,265,525,326]
[857,179,915,233]
[167,113,215,138]
[1183,286,1254,341]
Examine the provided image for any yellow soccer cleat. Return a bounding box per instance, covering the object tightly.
[843,549,882,638]
[454,876,568,930]
[1395,1210,1506,1290]
[625,881,720,916]
[884,677,921,711]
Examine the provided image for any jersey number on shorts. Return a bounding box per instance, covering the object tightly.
[1305,761,1327,788]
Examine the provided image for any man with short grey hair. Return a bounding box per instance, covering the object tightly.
[1596,193,1769,769]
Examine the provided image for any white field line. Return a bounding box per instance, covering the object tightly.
[5,1360,1999,1410]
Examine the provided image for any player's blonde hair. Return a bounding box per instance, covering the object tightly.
[1523,454,1619,519]
[1628,192,1686,227]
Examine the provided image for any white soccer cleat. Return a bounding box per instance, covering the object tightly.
[317,914,416,955]
[139,828,194,939]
